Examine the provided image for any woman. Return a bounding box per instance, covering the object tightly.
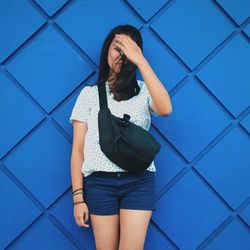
[69,24,172,250]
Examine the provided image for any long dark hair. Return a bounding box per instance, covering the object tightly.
[93,24,143,102]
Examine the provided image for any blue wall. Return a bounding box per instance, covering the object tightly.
[0,0,249,249]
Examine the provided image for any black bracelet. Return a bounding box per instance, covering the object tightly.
[73,201,85,206]
[72,188,83,194]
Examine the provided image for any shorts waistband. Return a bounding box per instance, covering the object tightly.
[88,171,150,178]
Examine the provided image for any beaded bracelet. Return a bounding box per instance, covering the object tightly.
[73,201,85,206]
[72,191,84,197]
[72,188,84,194]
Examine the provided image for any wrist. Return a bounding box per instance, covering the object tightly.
[73,194,84,201]
[72,190,85,202]
[136,56,147,68]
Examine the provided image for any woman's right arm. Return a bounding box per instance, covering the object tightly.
[70,120,90,227]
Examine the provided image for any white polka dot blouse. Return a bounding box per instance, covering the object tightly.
[69,80,159,177]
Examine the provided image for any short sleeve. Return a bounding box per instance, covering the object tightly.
[69,86,92,124]
[141,80,159,117]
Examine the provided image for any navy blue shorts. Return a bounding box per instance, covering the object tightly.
[83,170,156,215]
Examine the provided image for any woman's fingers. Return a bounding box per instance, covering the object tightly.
[115,34,131,48]
[84,211,89,224]
[78,214,90,227]
[115,39,126,51]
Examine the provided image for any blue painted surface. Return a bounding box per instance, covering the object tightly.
[0,0,249,249]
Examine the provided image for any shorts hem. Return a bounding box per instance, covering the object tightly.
[89,211,119,215]
[119,207,156,211]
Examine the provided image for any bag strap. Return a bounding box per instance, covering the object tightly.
[98,81,108,110]
[97,81,131,123]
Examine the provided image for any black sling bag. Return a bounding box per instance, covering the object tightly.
[98,81,161,173]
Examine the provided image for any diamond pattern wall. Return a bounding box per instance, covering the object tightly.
[0,0,249,249]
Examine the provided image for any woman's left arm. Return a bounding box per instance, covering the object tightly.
[137,56,172,116]
[114,33,172,116]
